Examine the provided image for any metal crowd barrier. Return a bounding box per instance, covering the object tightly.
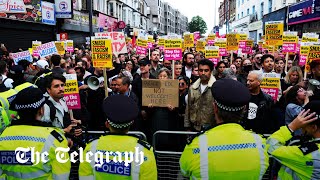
[152,131,275,180]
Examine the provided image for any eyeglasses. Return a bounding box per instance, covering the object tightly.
[179,82,185,86]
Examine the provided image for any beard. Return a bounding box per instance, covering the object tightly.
[186,61,194,66]
[200,74,209,81]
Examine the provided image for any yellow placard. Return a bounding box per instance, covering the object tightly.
[91,39,113,68]
[239,34,248,41]
[55,41,65,55]
[184,34,194,48]
[306,45,320,72]
[302,37,318,42]
[246,40,254,47]
[196,40,206,52]
[226,34,239,51]
[148,36,154,43]
[205,49,219,58]
[265,21,284,46]
[164,39,182,49]
[28,48,33,54]
[158,38,165,46]
[137,39,147,47]
[64,80,79,94]
[282,36,298,43]
[214,41,227,48]
[261,78,280,88]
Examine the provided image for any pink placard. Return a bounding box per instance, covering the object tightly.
[159,46,164,51]
[207,40,214,45]
[209,58,219,65]
[194,32,200,43]
[282,43,297,53]
[67,46,74,52]
[261,88,279,101]
[299,55,307,66]
[164,49,182,60]
[239,41,246,49]
[147,42,153,49]
[136,46,147,55]
[296,43,300,54]
[64,93,81,109]
[243,46,252,54]
[219,48,227,56]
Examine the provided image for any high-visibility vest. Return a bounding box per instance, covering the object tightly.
[0,125,71,179]
[180,123,269,179]
[79,135,157,180]
[267,126,320,179]
[0,106,9,134]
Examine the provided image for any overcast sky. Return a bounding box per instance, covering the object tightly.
[164,0,223,35]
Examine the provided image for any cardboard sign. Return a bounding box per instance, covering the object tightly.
[164,39,182,60]
[36,42,58,58]
[32,41,41,57]
[55,41,65,55]
[226,33,239,51]
[63,74,81,109]
[184,33,194,48]
[12,50,33,64]
[196,40,206,52]
[282,32,298,53]
[91,39,113,68]
[265,21,284,46]
[142,79,179,108]
[306,45,320,73]
[261,73,280,101]
[66,40,74,52]
[95,32,128,55]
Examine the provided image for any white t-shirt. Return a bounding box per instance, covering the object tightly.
[185,66,192,78]
[200,84,208,94]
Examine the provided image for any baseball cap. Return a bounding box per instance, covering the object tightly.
[33,60,49,69]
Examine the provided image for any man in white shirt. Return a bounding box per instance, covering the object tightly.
[0,61,13,89]
[182,53,195,78]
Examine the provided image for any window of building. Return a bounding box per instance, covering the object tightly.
[261,2,264,18]
[247,8,249,15]
[252,5,255,14]
[108,2,114,16]
[238,0,240,7]
[238,14,239,19]
[268,0,272,13]
[241,12,243,17]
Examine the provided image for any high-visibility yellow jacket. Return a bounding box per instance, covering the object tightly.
[267,126,320,180]
[0,123,71,179]
[79,134,157,180]
[180,123,269,180]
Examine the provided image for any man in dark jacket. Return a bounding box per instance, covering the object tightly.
[244,70,279,134]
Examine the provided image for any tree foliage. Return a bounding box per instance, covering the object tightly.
[188,16,208,35]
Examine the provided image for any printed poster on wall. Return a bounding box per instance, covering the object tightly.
[41,1,56,25]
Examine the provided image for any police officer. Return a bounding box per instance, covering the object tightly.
[0,87,71,179]
[267,101,320,179]
[180,78,269,179]
[79,95,157,180]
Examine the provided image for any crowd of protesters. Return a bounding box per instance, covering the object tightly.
[0,40,320,179]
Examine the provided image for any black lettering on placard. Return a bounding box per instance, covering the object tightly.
[142,80,161,88]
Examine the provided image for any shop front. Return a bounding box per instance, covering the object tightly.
[288,0,320,36]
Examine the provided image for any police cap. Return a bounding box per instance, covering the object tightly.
[102,95,139,129]
[211,78,250,111]
[303,101,320,121]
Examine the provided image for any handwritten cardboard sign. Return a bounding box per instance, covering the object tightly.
[63,74,81,109]
[91,39,113,68]
[12,50,33,64]
[95,32,128,55]
[142,79,179,107]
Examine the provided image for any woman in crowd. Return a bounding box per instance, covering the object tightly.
[281,66,303,95]
[174,61,182,79]
[214,61,227,80]
[148,68,178,150]
[237,59,253,86]
[285,85,310,135]
[230,64,237,74]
